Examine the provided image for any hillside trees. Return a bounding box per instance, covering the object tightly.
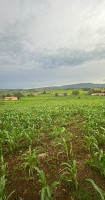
[13,92,24,100]
[72,89,79,95]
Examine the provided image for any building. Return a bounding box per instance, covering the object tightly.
[4,97,18,100]
[34,94,38,97]
[91,93,105,96]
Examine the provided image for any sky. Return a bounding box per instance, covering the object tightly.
[0,0,105,89]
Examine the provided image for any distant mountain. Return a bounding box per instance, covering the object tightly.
[1,83,105,91]
[60,83,105,89]
[35,83,105,90]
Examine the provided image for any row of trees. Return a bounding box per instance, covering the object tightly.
[1,92,24,100]
[87,89,102,95]
[55,90,80,96]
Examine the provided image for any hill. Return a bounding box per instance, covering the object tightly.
[35,83,105,90]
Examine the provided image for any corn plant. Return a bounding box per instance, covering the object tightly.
[13,131,23,147]
[63,138,69,159]
[61,160,78,191]
[1,155,7,177]
[5,130,23,153]
[36,129,41,140]
[6,133,16,153]
[84,135,98,152]
[0,175,7,200]
[96,131,105,145]
[87,147,105,176]
[57,138,70,160]
[0,131,5,154]
[34,167,59,200]
[70,141,73,157]
[0,155,7,200]
[85,179,105,200]
[24,132,32,144]
[22,146,40,176]
[0,155,15,200]
[61,127,68,139]
[94,148,105,176]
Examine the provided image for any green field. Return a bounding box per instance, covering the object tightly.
[0,93,105,200]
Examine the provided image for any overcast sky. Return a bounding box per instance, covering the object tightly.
[0,0,105,89]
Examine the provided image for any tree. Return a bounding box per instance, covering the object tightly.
[72,89,79,95]
[6,93,11,97]
[27,93,34,97]
[87,89,95,95]
[1,94,5,99]
[13,92,24,100]
[55,93,58,97]
[64,92,67,96]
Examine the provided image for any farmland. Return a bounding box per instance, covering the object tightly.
[0,92,105,200]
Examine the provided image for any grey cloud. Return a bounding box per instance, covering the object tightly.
[1,15,105,70]
[24,45,105,69]
[0,21,105,69]
[1,0,105,89]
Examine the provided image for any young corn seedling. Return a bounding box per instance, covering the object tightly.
[63,138,69,159]
[24,133,32,144]
[94,148,105,176]
[0,155,15,200]
[70,141,73,157]
[0,131,5,154]
[36,129,41,140]
[1,155,7,177]
[57,138,70,160]
[0,155,7,200]
[87,147,105,176]
[84,135,98,152]
[61,127,68,139]
[13,131,23,147]
[22,146,40,176]
[85,179,105,200]
[96,129,105,145]
[61,160,78,191]
[34,167,59,200]
[6,133,16,153]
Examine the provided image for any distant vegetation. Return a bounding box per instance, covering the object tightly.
[1,91,24,100]
[72,89,79,95]
[0,87,105,100]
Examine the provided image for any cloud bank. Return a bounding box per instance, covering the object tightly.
[0,0,105,88]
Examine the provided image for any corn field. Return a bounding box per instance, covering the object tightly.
[0,95,105,200]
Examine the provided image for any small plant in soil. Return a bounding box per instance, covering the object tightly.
[85,179,105,200]
[61,160,78,191]
[74,187,93,200]
[21,145,40,176]
[34,167,60,200]
[0,155,15,200]
[84,135,98,152]
[87,147,105,176]
[57,138,72,160]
